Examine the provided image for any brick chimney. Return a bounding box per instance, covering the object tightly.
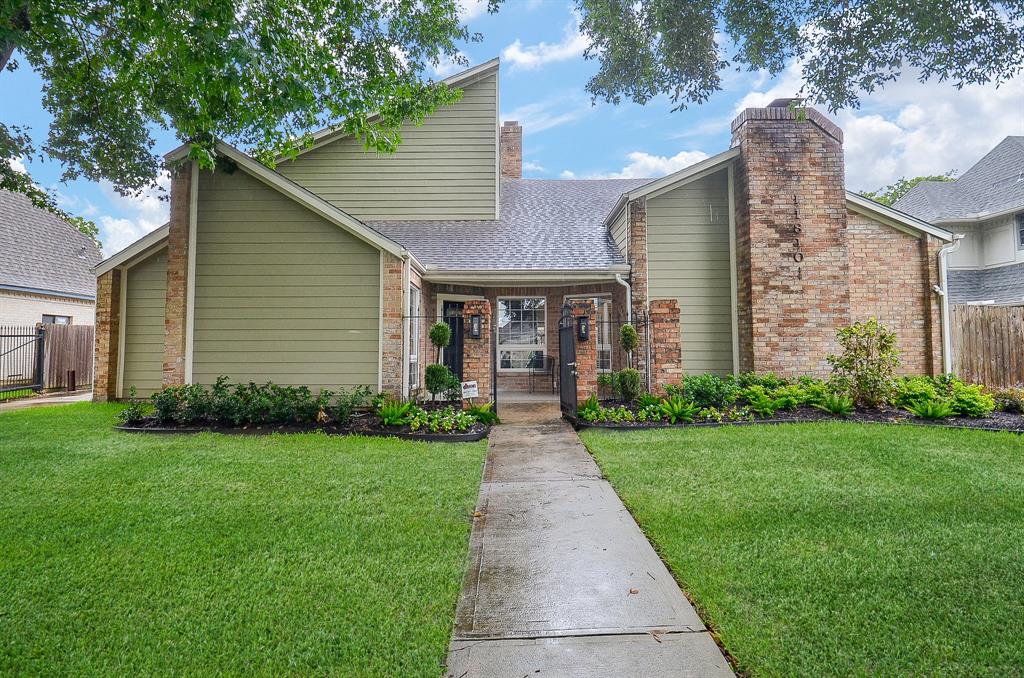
[500,120,522,178]
[730,101,850,377]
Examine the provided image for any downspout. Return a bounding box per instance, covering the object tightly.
[934,234,963,375]
[615,274,632,323]
[402,253,412,398]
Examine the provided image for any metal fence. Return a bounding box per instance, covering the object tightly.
[593,314,652,397]
[0,324,96,394]
[1,325,45,393]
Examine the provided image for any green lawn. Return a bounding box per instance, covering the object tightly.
[0,403,485,676]
[582,423,1024,677]
[0,388,32,401]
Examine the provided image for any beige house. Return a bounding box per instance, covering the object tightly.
[1,190,101,326]
[92,59,955,402]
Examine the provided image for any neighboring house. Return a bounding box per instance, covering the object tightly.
[895,137,1024,304]
[0,189,102,326]
[92,58,954,401]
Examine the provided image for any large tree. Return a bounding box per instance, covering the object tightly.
[576,1,1024,112]
[861,173,957,207]
[1,0,495,207]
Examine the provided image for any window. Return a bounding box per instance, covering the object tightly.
[408,285,421,390]
[41,314,71,325]
[497,297,546,370]
[566,296,613,371]
[1017,214,1024,250]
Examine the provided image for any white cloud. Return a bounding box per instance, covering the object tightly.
[502,93,594,134]
[96,173,170,253]
[8,157,27,174]
[559,170,577,179]
[432,52,469,78]
[458,0,489,21]
[590,149,710,179]
[736,61,1024,190]
[502,19,589,71]
[522,160,546,174]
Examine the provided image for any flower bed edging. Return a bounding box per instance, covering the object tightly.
[571,414,1024,435]
[113,423,491,443]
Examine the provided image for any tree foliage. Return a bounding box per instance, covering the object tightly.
[1,0,497,203]
[575,1,1024,112]
[861,173,957,207]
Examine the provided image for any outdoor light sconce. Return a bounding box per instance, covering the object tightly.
[469,314,482,339]
[577,315,590,342]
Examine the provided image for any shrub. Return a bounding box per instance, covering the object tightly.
[891,376,939,410]
[770,384,805,411]
[741,386,778,418]
[798,379,830,406]
[681,373,738,409]
[616,368,643,403]
[425,363,460,400]
[636,392,661,408]
[116,386,148,426]
[429,322,451,361]
[737,372,788,390]
[698,406,724,423]
[151,386,185,425]
[578,395,601,422]
[636,404,662,422]
[827,318,900,407]
[408,406,475,433]
[378,399,411,426]
[814,393,855,417]
[597,372,617,397]
[466,401,500,425]
[334,385,371,425]
[619,324,639,366]
[659,395,699,424]
[907,399,954,420]
[949,382,995,418]
[994,388,1024,414]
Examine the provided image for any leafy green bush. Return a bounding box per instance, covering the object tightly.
[334,385,371,425]
[466,401,500,425]
[636,404,663,422]
[619,323,639,365]
[578,395,601,422]
[659,395,700,424]
[741,386,778,418]
[428,322,451,361]
[994,388,1024,414]
[636,392,661,408]
[827,318,900,407]
[698,406,724,423]
[814,393,855,417]
[378,399,412,426]
[597,372,617,395]
[151,386,185,425]
[116,386,148,426]
[949,382,995,418]
[906,399,954,420]
[891,376,939,410]
[797,378,830,406]
[680,374,738,409]
[770,384,805,410]
[425,363,460,400]
[737,372,788,390]
[407,405,475,433]
[616,368,643,403]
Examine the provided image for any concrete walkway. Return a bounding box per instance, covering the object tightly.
[0,390,91,412]
[445,403,733,677]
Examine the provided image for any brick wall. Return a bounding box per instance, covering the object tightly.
[731,104,850,377]
[649,298,682,393]
[162,161,192,387]
[570,299,597,402]
[847,211,942,375]
[500,121,522,179]
[626,197,650,379]
[381,253,405,396]
[92,269,121,401]
[461,298,492,403]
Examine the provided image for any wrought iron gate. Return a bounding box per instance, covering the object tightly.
[558,305,577,418]
[0,325,45,393]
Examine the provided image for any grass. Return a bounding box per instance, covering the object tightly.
[581,423,1024,677]
[0,403,486,676]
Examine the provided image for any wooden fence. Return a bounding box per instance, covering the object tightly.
[951,304,1024,388]
[41,324,95,391]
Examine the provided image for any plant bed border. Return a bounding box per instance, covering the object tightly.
[114,423,491,443]
[569,405,1024,434]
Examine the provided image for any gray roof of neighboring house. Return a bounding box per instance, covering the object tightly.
[894,136,1024,222]
[0,189,103,299]
[368,177,649,270]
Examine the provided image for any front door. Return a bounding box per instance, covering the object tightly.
[442,301,465,380]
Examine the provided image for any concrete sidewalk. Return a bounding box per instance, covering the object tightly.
[0,390,91,412]
[445,403,733,677]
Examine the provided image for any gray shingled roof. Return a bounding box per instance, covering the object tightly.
[368,177,649,270]
[895,137,1024,221]
[0,190,103,298]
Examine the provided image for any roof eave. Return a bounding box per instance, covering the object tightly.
[93,224,171,276]
[422,266,630,284]
[0,283,96,302]
[846,192,954,242]
[930,203,1024,225]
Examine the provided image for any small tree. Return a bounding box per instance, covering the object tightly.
[827,318,900,408]
[619,323,639,368]
[429,322,451,363]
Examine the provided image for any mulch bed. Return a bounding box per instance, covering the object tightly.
[576,404,1024,434]
[115,412,490,442]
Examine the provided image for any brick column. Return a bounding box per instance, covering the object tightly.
[922,235,945,375]
[380,253,405,396]
[461,299,492,404]
[649,298,682,394]
[570,299,597,403]
[627,197,650,379]
[162,161,193,387]
[93,269,122,401]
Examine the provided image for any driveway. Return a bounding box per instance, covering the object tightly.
[445,403,733,677]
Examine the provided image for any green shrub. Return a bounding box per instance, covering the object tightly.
[619,324,639,366]
[378,399,411,426]
[116,386,148,426]
[659,395,699,424]
[425,363,460,400]
[994,388,1024,414]
[770,384,805,410]
[681,373,738,409]
[334,385,371,425]
[698,406,724,423]
[407,405,475,433]
[616,368,643,403]
[906,399,954,420]
[597,372,617,396]
[636,392,661,408]
[742,386,778,418]
[891,376,940,409]
[797,379,830,406]
[151,386,185,425]
[428,322,451,363]
[949,382,995,418]
[636,404,662,422]
[466,401,500,425]
[827,318,900,407]
[578,394,601,422]
[814,393,855,417]
[737,372,788,390]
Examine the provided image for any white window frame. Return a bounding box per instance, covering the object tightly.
[564,294,613,372]
[497,296,547,372]
[1016,214,1024,250]
[41,314,72,325]
[408,284,421,390]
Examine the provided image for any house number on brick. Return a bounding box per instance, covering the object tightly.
[787,194,805,279]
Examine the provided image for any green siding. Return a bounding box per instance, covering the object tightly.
[647,170,734,375]
[122,249,167,397]
[193,168,381,390]
[610,205,628,256]
[277,72,497,221]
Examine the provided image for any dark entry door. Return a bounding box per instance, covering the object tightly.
[558,305,577,418]
[442,301,465,380]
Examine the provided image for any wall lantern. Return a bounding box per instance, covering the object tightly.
[577,315,590,342]
[469,314,482,339]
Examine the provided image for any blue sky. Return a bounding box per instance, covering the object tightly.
[3,0,1023,253]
